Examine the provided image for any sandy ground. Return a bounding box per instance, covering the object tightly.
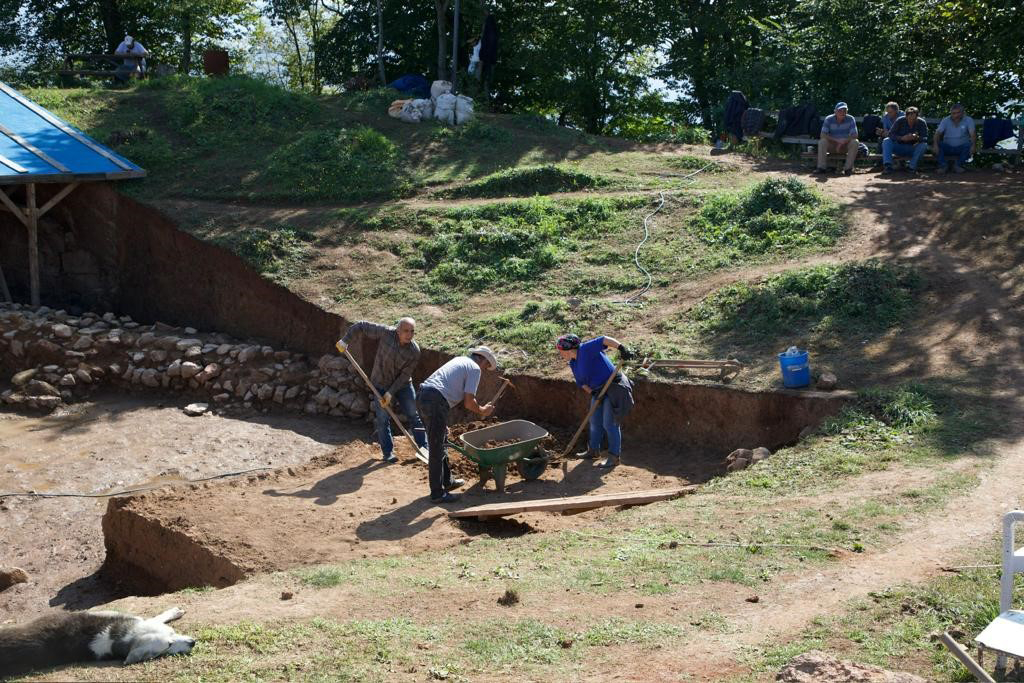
[0,393,368,623]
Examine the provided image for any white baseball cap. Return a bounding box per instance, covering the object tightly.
[469,346,498,370]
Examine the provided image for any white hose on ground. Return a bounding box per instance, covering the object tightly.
[615,161,717,306]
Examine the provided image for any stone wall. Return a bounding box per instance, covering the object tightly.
[0,302,372,419]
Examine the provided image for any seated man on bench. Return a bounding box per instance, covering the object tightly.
[882,106,928,175]
[933,103,976,174]
[815,102,859,175]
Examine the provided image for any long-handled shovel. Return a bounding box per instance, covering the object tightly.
[559,362,624,460]
[336,342,428,464]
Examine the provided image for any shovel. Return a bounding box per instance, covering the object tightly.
[336,342,428,464]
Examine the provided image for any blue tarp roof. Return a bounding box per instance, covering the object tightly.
[0,82,145,184]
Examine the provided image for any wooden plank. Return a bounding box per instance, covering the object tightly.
[37,182,79,219]
[0,153,27,173]
[449,486,697,519]
[0,185,27,226]
[26,182,39,306]
[0,123,71,173]
[0,82,134,171]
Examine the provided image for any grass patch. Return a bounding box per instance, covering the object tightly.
[751,555,1024,681]
[440,164,612,199]
[692,177,843,254]
[212,226,312,282]
[152,75,315,147]
[688,260,921,341]
[466,299,637,358]
[666,155,726,173]
[391,197,642,293]
[432,118,513,144]
[260,127,410,202]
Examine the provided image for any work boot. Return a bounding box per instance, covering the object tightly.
[446,477,465,490]
[575,447,599,460]
[382,452,398,464]
[430,492,461,504]
[596,453,620,469]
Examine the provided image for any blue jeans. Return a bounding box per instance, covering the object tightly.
[373,382,426,458]
[937,142,971,168]
[882,139,927,169]
[588,396,622,456]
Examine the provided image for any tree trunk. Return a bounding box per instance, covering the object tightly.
[97,0,124,52]
[284,17,306,90]
[376,0,386,85]
[435,0,450,80]
[180,12,193,74]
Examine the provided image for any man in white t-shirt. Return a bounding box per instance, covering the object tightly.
[114,35,149,82]
[417,347,497,504]
[933,104,976,174]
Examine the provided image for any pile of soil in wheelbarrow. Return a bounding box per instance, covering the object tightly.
[447,418,574,482]
[482,438,523,449]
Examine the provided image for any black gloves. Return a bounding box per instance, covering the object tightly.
[618,344,634,361]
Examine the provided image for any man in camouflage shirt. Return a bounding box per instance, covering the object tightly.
[336,317,426,463]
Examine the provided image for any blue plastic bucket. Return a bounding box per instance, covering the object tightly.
[778,349,811,388]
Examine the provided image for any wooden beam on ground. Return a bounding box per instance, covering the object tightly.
[448,486,697,520]
[939,632,996,683]
[37,182,79,218]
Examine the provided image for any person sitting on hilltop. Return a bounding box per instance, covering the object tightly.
[882,106,928,176]
[814,102,859,176]
[877,101,904,139]
[113,35,148,83]
[933,103,976,174]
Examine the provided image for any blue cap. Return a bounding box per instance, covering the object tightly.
[834,101,848,111]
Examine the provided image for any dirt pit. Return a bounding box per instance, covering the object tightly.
[101,426,723,594]
[0,391,367,623]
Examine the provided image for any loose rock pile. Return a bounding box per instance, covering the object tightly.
[0,302,372,419]
[725,446,772,472]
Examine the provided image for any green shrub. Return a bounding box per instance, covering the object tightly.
[215,227,310,281]
[689,261,921,338]
[263,127,409,202]
[441,164,611,199]
[692,177,843,254]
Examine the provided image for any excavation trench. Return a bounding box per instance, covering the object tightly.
[0,183,850,595]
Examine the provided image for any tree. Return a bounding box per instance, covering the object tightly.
[266,0,332,93]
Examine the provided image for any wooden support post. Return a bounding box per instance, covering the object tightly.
[26,183,39,307]
[0,261,10,302]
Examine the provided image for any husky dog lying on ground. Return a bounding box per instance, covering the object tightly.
[0,607,195,678]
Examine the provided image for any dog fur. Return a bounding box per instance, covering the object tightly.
[0,607,195,678]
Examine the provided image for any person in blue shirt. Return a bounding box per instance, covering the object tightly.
[556,334,635,468]
[815,102,859,175]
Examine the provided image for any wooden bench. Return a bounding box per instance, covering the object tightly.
[59,54,151,82]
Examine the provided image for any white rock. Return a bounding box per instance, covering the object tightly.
[59,373,76,386]
[140,369,159,387]
[183,402,209,416]
[185,327,197,334]
[175,338,202,350]
[166,359,182,378]
[52,324,73,338]
[73,368,92,384]
[216,344,232,355]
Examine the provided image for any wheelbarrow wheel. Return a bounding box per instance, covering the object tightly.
[517,448,549,482]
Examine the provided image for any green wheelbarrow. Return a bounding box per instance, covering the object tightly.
[446,419,550,493]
